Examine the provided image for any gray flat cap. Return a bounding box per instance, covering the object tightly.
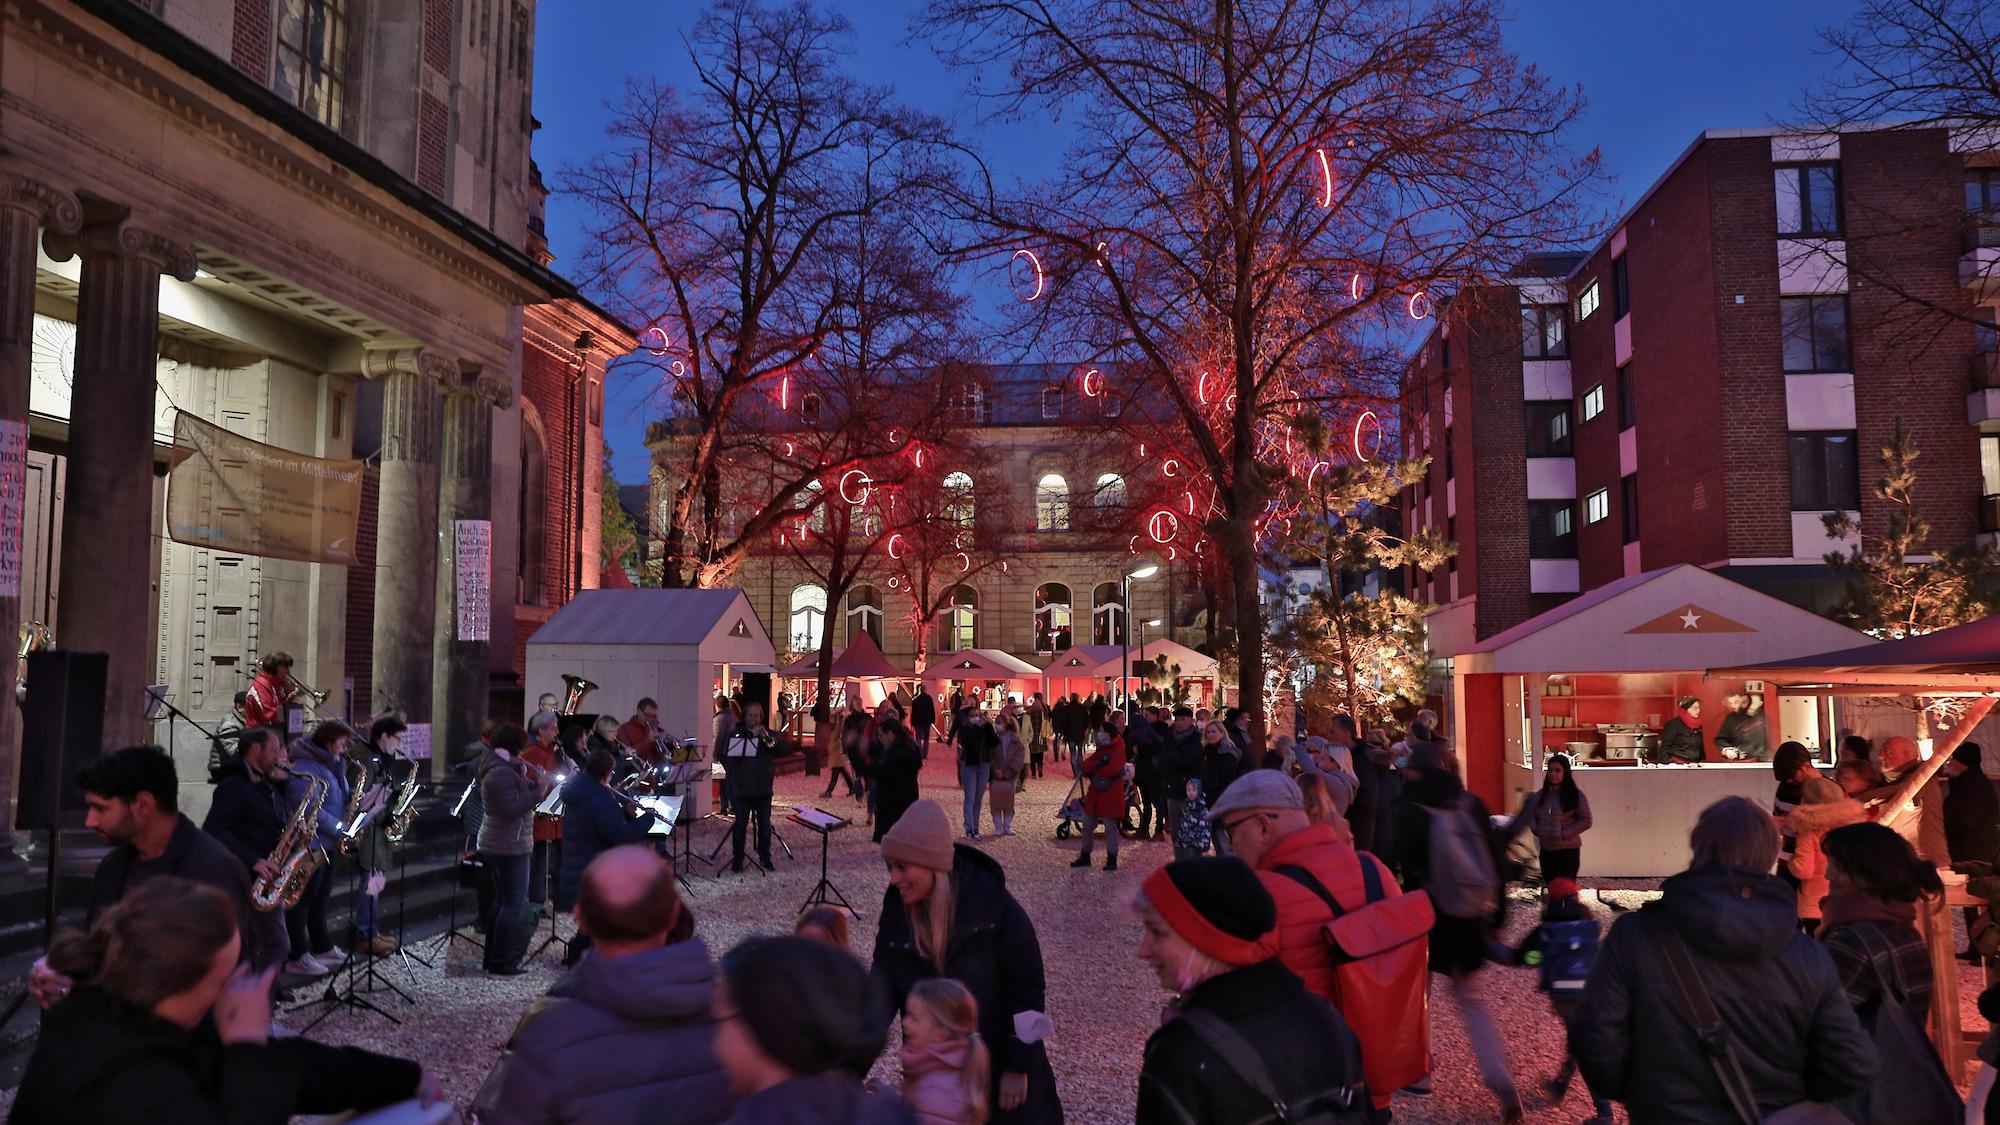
[1206,769,1304,820]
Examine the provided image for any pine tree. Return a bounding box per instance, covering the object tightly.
[1822,419,2000,638]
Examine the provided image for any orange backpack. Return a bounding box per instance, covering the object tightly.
[1274,857,1434,1107]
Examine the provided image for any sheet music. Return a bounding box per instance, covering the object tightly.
[536,787,565,817]
[638,795,683,835]
[788,805,849,831]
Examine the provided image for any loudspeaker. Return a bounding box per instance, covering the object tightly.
[16,650,108,832]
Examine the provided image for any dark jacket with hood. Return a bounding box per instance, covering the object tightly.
[1569,864,1878,1125]
[1136,959,1371,1125]
[871,845,1063,1125]
[1159,726,1204,794]
[1945,760,2000,867]
[478,746,541,857]
[726,1072,914,1125]
[871,732,923,843]
[554,772,657,911]
[482,938,734,1125]
[1393,767,1502,975]
[11,983,420,1125]
[201,757,289,871]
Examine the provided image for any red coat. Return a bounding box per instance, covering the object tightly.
[1081,736,1127,818]
[244,671,286,728]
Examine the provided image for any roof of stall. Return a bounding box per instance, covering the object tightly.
[919,648,1045,681]
[1450,564,1871,675]
[1718,613,2000,691]
[527,588,768,650]
[778,631,907,680]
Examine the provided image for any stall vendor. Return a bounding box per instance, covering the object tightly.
[1715,693,1768,762]
[1655,697,1705,764]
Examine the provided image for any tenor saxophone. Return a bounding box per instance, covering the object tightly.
[251,775,327,912]
[383,768,422,845]
[336,758,371,857]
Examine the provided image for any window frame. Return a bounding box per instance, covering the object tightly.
[273,0,349,130]
[845,585,884,647]
[1788,430,1861,512]
[1525,400,1574,457]
[1775,163,1843,238]
[1033,583,1074,654]
[1040,386,1063,421]
[1616,364,1636,429]
[1521,304,1568,360]
[1621,474,1640,544]
[1584,487,1610,525]
[942,585,978,652]
[1034,473,1071,532]
[1580,384,1605,423]
[1527,500,1577,560]
[1611,255,1631,320]
[1780,295,1853,374]
[1577,280,1600,322]
[788,584,828,654]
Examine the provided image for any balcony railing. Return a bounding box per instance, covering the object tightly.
[1968,218,2000,254]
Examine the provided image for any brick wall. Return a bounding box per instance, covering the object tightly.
[520,339,579,609]
[343,466,380,709]
[1462,287,1538,639]
[1707,138,1793,560]
[423,0,454,72]
[1843,129,1981,545]
[417,92,449,196]
[231,0,270,82]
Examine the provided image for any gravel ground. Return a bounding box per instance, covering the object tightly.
[8,756,1995,1124]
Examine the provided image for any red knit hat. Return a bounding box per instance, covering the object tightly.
[1140,857,1279,967]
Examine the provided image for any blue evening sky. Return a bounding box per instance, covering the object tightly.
[533,1,1858,484]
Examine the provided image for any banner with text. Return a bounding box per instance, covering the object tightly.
[166,412,364,565]
[456,520,492,642]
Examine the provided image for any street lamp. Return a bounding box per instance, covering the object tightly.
[1121,564,1160,722]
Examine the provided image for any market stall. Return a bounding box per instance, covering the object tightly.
[1126,638,1221,708]
[525,588,776,816]
[1040,644,1126,703]
[1438,564,1870,877]
[919,648,1044,710]
[777,632,908,739]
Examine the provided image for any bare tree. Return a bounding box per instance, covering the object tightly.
[916,0,1601,742]
[563,0,959,588]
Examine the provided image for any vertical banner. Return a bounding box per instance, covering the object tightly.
[0,419,24,598]
[401,723,432,761]
[455,520,492,642]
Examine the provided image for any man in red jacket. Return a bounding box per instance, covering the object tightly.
[1207,769,1428,1115]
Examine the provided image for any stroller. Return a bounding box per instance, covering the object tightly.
[1054,770,1143,841]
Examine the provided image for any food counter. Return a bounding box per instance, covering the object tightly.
[1502,759,1780,878]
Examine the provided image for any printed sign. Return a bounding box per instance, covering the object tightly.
[165,412,364,565]
[0,419,24,598]
[455,520,492,642]
[401,723,433,761]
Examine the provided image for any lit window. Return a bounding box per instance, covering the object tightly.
[274,0,348,129]
[1576,281,1600,321]
[1035,473,1070,531]
[1584,488,1610,525]
[1581,385,1604,422]
[942,585,978,651]
[942,471,974,526]
[1091,581,1125,645]
[799,479,825,533]
[1095,472,1126,508]
[788,585,827,652]
[845,585,883,646]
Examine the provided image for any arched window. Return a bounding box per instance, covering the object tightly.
[942,471,974,526]
[1092,581,1125,646]
[789,584,827,653]
[846,584,883,647]
[1035,473,1070,531]
[1095,472,1126,509]
[942,585,978,652]
[1034,582,1073,654]
[518,411,548,605]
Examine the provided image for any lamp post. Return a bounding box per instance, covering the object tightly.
[1121,564,1159,723]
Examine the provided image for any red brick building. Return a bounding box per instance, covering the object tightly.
[1406,125,2000,656]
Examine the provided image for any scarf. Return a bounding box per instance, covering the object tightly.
[1676,708,1702,730]
[1818,889,1917,935]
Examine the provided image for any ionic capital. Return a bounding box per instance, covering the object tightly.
[0,171,81,235]
[361,344,458,385]
[43,214,196,281]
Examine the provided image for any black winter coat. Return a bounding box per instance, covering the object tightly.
[556,773,658,911]
[871,734,923,842]
[1569,865,1877,1125]
[726,1073,915,1125]
[1656,717,1704,764]
[872,846,1064,1125]
[1393,770,1503,975]
[482,938,734,1125]
[1136,959,1371,1125]
[201,759,288,871]
[1158,728,1204,793]
[1945,768,2000,867]
[1347,741,1384,854]
[92,815,259,965]
[719,722,777,797]
[911,691,936,731]
[11,985,420,1125]
[1127,718,1164,785]
[955,720,999,767]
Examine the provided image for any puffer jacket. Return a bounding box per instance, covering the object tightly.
[481,938,734,1125]
[873,846,1063,1125]
[1520,786,1593,852]
[478,748,540,857]
[901,1038,979,1125]
[1784,795,1870,920]
[284,736,350,852]
[1569,864,1877,1125]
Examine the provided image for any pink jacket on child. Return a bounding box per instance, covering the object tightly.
[901,1038,980,1125]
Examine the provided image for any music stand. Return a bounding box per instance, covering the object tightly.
[789,805,857,916]
[291,867,406,1032]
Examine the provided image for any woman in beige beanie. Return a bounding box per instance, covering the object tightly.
[872,800,1063,1123]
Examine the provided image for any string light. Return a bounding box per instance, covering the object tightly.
[1353,410,1382,462]
[1148,510,1179,543]
[1081,368,1103,398]
[1162,459,1181,479]
[887,533,906,560]
[1407,291,1432,320]
[838,470,872,505]
[1011,249,1045,301]
[639,326,671,356]
[1314,148,1335,208]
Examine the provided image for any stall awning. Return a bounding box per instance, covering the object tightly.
[1448,564,1871,674]
[1719,614,2000,691]
[778,632,906,680]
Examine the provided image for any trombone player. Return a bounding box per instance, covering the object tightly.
[243,652,294,729]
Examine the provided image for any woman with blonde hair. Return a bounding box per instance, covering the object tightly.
[990,715,1027,837]
[902,978,992,1125]
[872,800,1061,1123]
[1297,771,1355,846]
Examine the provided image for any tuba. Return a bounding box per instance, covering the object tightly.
[383,766,422,845]
[559,674,598,715]
[336,758,371,856]
[252,775,327,912]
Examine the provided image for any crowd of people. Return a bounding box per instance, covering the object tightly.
[17,674,2000,1125]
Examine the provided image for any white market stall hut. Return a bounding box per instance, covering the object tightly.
[1447,564,1871,878]
[921,648,1044,709]
[1124,638,1220,707]
[526,589,775,816]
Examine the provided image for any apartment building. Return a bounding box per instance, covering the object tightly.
[1405,124,2000,655]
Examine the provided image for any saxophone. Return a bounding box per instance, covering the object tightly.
[251,775,327,912]
[336,757,371,857]
[383,767,422,845]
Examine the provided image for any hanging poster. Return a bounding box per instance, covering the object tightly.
[0,419,25,598]
[166,412,364,565]
[456,520,492,642]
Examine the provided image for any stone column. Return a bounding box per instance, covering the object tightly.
[431,371,509,778]
[46,214,195,753]
[362,345,452,728]
[0,173,78,854]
